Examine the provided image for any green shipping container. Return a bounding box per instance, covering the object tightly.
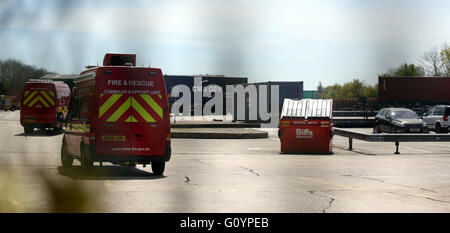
[303,90,318,99]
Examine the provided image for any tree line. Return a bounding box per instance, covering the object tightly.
[318,42,450,99]
[317,80,378,99]
[381,42,450,77]
[0,59,52,95]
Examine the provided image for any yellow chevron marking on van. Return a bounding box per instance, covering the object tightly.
[39,96,50,107]
[48,91,54,97]
[131,96,156,122]
[158,94,162,99]
[28,96,49,107]
[24,90,30,97]
[100,95,162,122]
[23,91,38,105]
[106,97,130,122]
[99,94,122,118]
[125,115,138,122]
[40,91,55,106]
[140,94,163,119]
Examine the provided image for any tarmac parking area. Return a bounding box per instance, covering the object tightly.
[1,111,450,212]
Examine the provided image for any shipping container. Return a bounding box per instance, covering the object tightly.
[164,75,248,115]
[233,81,304,122]
[332,97,379,111]
[333,98,359,111]
[303,90,319,99]
[379,76,450,107]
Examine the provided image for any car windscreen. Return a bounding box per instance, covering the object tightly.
[392,110,419,119]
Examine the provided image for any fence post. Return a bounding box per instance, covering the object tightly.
[394,141,400,154]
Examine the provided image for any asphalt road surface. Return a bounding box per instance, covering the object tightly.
[1,110,450,212]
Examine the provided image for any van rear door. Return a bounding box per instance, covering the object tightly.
[129,68,166,156]
[95,67,167,156]
[95,68,133,156]
[21,83,57,123]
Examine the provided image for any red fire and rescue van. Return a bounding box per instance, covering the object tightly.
[61,53,171,175]
[1,95,18,111]
[20,80,71,134]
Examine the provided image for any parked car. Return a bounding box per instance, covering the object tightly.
[422,105,450,133]
[374,108,428,133]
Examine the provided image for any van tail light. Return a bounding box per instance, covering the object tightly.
[166,133,171,141]
[444,115,448,121]
[89,132,96,141]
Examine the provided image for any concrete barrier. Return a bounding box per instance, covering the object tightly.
[171,128,268,139]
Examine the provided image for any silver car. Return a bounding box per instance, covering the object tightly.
[422,105,450,133]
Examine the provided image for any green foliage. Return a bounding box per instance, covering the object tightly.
[393,63,425,77]
[383,41,450,77]
[318,79,378,99]
[441,42,450,76]
[0,59,52,94]
[380,63,424,77]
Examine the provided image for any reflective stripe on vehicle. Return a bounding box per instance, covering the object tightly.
[99,94,123,118]
[57,106,69,113]
[40,91,55,106]
[106,97,132,122]
[139,94,163,119]
[23,90,55,108]
[130,96,156,122]
[98,94,163,123]
[23,91,38,105]
[71,123,90,132]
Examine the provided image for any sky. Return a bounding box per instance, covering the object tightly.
[0,0,449,90]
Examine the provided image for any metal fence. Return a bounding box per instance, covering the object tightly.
[334,128,450,154]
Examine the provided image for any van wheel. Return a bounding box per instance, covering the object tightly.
[80,145,93,171]
[151,162,165,175]
[61,140,73,168]
[24,126,33,134]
